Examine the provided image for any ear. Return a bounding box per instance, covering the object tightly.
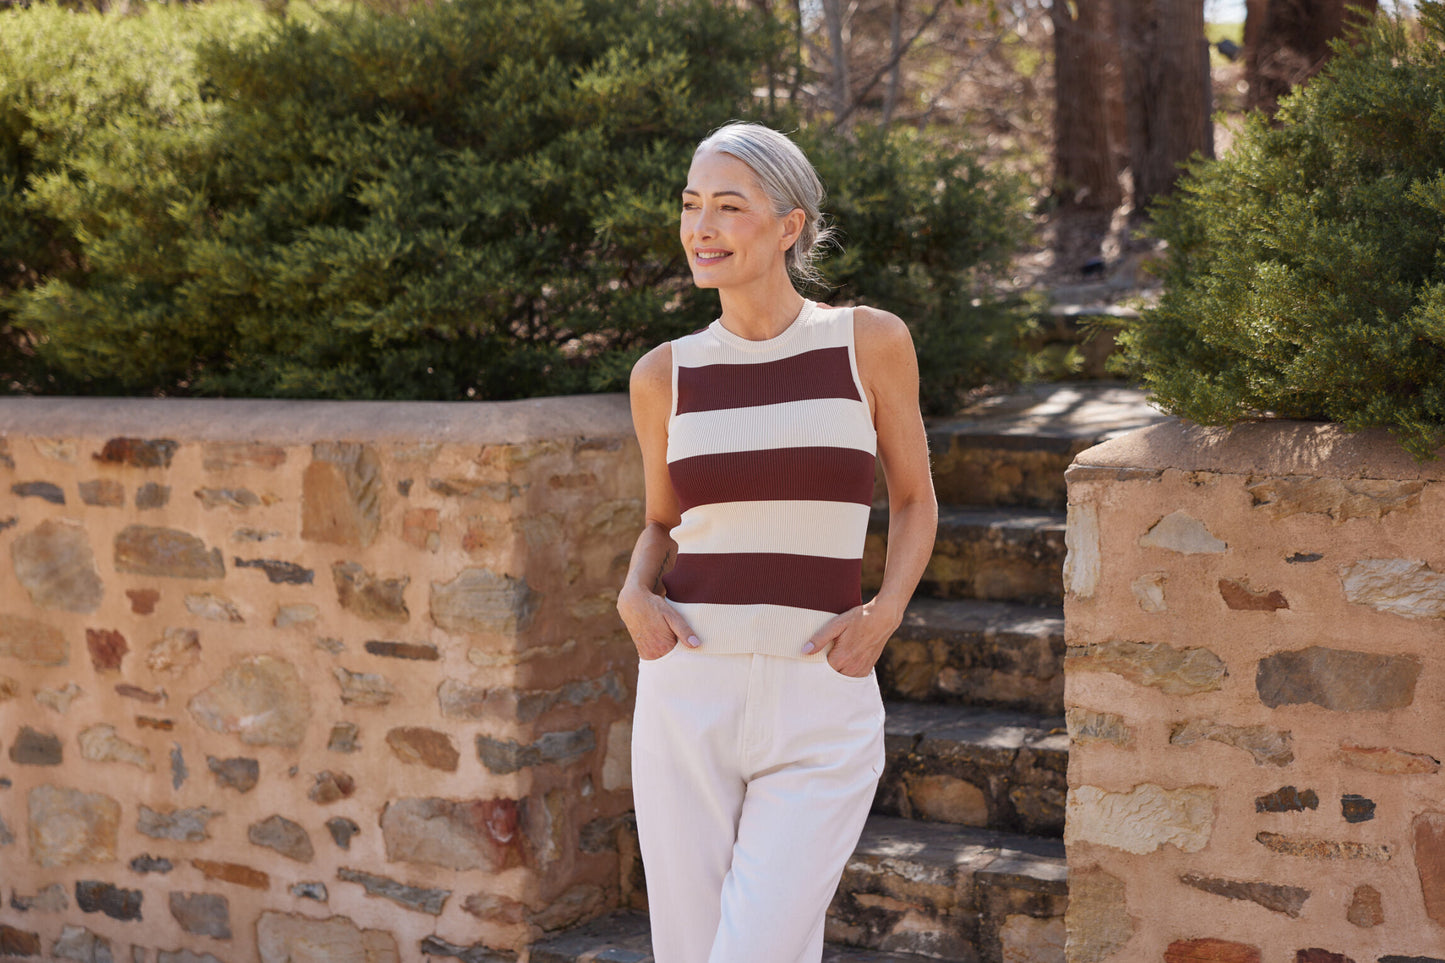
[778,208,806,252]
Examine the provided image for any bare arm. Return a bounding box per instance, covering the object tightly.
[617,343,700,659]
[806,306,938,675]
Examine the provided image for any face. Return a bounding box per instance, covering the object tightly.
[680,149,804,290]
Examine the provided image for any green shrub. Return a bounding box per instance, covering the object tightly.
[1,0,1030,405]
[1117,3,1445,458]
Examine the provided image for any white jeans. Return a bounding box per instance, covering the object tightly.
[631,645,886,963]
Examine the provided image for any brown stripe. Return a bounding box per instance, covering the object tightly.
[669,447,875,512]
[662,553,862,614]
[676,346,859,414]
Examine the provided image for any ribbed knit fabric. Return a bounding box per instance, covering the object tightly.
[662,300,877,658]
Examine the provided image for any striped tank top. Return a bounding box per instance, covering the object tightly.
[662,300,877,658]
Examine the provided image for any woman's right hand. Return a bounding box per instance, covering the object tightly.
[618,583,700,661]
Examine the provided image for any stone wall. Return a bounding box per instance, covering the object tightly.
[1062,419,1445,963]
[0,396,644,963]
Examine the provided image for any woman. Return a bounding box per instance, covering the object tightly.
[617,122,938,963]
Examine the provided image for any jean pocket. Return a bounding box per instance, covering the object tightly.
[823,658,876,684]
[638,641,683,666]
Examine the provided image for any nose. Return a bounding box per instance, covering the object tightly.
[693,207,716,239]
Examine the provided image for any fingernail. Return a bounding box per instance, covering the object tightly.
[686,636,701,648]
[801,642,815,654]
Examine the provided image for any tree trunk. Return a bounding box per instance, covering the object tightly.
[1050,0,1123,209]
[1113,0,1211,214]
[1245,0,1378,115]
[821,0,852,123]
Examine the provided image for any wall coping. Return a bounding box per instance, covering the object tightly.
[1071,416,1445,480]
[0,393,634,445]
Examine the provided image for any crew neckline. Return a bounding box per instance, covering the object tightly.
[708,300,816,352]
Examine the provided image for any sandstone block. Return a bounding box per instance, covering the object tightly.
[79,725,152,771]
[203,441,286,471]
[477,726,595,774]
[327,816,360,850]
[1346,884,1383,927]
[335,867,449,915]
[78,479,124,507]
[332,562,409,621]
[0,615,67,666]
[1065,783,1215,855]
[10,882,68,911]
[1063,502,1099,599]
[381,797,526,872]
[235,557,314,584]
[0,924,41,957]
[1337,743,1441,775]
[115,682,164,703]
[531,883,608,933]
[998,914,1064,963]
[291,882,328,901]
[1256,786,1318,812]
[12,519,104,612]
[1257,646,1420,711]
[302,442,382,548]
[1170,720,1293,766]
[0,675,18,700]
[189,655,311,747]
[11,481,64,503]
[137,805,221,842]
[430,567,537,634]
[364,640,438,660]
[147,628,201,676]
[402,508,440,552]
[328,723,361,753]
[309,770,355,804]
[135,482,170,509]
[185,593,244,622]
[125,588,160,614]
[1414,811,1445,925]
[1342,794,1375,823]
[1341,558,1445,619]
[1067,640,1226,695]
[208,756,260,793]
[1218,578,1288,611]
[36,682,83,714]
[196,486,261,510]
[114,526,224,579]
[1248,475,1423,521]
[1066,707,1134,747]
[1065,865,1132,963]
[1164,939,1260,963]
[603,720,632,791]
[249,815,314,862]
[86,629,126,671]
[1255,831,1391,861]
[158,951,225,963]
[51,924,113,963]
[131,854,172,874]
[256,910,399,963]
[191,859,269,889]
[139,715,174,731]
[334,667,395,707]
[275,604,319,628]
[11,727,62,765]
[95,437,177,467]
[385,727,459,771]
[1139,511,1227,554]
[75,881,141,921]
[1130,573,1167,613]
[1179,873,1309,917]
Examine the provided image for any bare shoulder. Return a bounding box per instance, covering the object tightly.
[852,305,916,364]
[629,342,673,401]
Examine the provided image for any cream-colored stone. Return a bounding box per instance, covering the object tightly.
[28,785,121,867]
[603,720,632,791]
[78,724,153,770]
[147,628,201,677]
[1064,503,1100,598]
[1066,707,1134,747]
[1000,914,1065,963]
[1066,866,1133,963]
[1137,510,1227,554]
[904,773,989,825]
[185,593,244,623]
[35,682,83,714]
[1065,784,1215,855]
[1169,719,1293,766]
[1340,558,1445,620]
[188,655,311,747]
[1248,475,1423,521]
[32,437,77,461]
[256,911,400,963]
[1130,573,1167,612]
[1067,640,1226,695]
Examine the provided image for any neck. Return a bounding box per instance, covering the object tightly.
[715,269,806,342]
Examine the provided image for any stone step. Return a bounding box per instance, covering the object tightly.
[878,597,1064,715]
[529,910,945,963]
[826,816,1067,962]
[875,702,1067,838]
[924,382,1164,510]
[865,507,1066,606]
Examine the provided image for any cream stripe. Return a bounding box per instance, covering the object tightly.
[670,501,871,558]
[667,398,875,462]
[674,306,853,366]
[666,601,840,657]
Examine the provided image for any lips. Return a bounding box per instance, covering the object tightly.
[694,250,731,263]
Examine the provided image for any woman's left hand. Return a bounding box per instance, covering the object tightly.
[803,598,903,678]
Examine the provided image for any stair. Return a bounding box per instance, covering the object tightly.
[536,383,1164,963]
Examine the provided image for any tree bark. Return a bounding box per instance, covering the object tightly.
[1050,0,1124,209]
[1245,0,1378,115]
[1113,0,1211,213]
[821,0,852,123]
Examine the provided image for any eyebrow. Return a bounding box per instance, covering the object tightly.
[682,189,749,199]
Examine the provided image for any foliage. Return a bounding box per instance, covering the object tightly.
[0,0,1031,406]
[1116,3,1445,458]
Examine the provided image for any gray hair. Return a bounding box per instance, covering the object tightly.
[695,122,834,287]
